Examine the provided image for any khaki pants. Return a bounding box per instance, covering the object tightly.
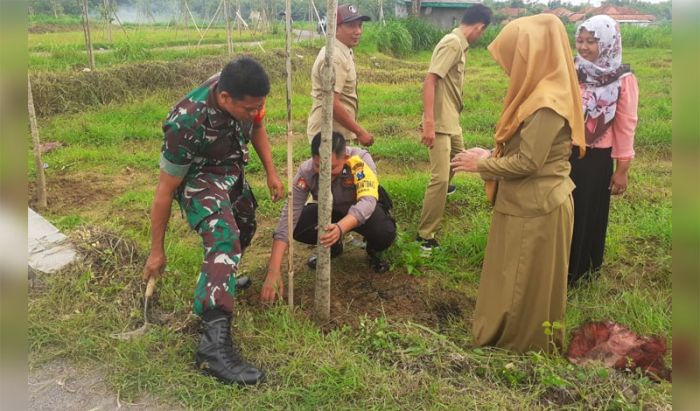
[417,132,464,239]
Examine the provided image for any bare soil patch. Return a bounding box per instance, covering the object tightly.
[239,246,475,331]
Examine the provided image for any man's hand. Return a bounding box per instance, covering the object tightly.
[357,129,374,147]
[319,223,342,248]
[267,173,285,202]
[421,122,436,148]
[143,251,166,281]
[260,271,284,303]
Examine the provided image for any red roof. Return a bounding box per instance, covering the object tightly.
[544,7,575,18]
[568,5,656,22]
[497,7,526,17]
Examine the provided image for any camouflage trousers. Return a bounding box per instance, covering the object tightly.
[177,171,257,316]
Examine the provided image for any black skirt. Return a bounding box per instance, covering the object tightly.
[568,146,613,285]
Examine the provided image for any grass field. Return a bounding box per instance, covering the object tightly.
[28,20,672,410]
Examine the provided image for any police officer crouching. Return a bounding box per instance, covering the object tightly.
[260,132,397,302]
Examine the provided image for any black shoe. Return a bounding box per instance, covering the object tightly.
[416,236,439,252]
[236,276,251,291]
[447,185,457,196]
[307,242,344,269]
[195,311,265,386]
[367,249,390,273]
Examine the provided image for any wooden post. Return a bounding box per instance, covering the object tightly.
[81,0,95,70]
[224,0,233,55]
[313,0,337,324]
[28,79,47,210]
[284,0,295,308]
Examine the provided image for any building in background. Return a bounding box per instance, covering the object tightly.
[395,0,481,29]
[568,5,656,26]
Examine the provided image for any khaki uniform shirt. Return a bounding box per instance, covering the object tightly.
[477,109,575,217]
[307,38,358,142]
[426,28,470,136]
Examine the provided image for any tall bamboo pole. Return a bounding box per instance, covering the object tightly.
[237,0,242,36]
[81,0,95,70]
[28,79,47,210]
[103,0,112,42]
[313,0,337,324]
[284,0,295,308]
[379,0,385,26]
[224,0,233,55]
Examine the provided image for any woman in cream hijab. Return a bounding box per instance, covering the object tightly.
[451,14,585,352]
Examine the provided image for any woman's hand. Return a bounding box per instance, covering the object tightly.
[450,147,491,173]
[609,170,628,195]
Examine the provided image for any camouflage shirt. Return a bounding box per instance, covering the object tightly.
[160,73,258,181]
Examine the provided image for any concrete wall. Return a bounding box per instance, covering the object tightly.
[394,4,467,29]
[421,7,465,29]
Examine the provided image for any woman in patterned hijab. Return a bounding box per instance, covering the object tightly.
[568,15,639,287]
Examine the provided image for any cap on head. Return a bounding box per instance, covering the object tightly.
[337,4,370,25]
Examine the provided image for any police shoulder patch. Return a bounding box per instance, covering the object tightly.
[296,177,308,191]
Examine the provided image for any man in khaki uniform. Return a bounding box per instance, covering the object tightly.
[416,4,492,251]
[307,4,373,146]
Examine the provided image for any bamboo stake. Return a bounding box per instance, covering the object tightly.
[224,0,233,55]
[310,0,325,35]
[379,0,385,26]
[111,7,129,40]
[237,0,242,36]
[103,0,112,42]
[313,0,337,324]
[197,0,223,46]
[184,0,203,36]
[28,79,47,210]
[284,0,295,308]
[80,0,95,70]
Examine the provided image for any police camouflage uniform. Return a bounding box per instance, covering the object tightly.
[160,73,259,316]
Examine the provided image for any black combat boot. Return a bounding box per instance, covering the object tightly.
[367,249,390,273]
[307,242,344,269]
[195,310,265,386]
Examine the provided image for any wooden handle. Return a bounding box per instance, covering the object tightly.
[145,277,157,298]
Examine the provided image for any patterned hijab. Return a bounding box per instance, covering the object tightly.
[575,15,631,145]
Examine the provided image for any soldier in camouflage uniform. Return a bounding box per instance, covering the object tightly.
[143,57,284,386]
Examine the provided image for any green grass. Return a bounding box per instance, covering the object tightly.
[28,36,671,410]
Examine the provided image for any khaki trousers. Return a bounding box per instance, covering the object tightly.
[417,132,464,239]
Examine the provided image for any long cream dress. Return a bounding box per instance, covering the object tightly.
[473,108,574,353]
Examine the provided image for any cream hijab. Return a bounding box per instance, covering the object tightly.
[488,14,585,156]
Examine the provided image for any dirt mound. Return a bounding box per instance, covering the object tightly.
[30,52,304,118]
[29,24,84,34]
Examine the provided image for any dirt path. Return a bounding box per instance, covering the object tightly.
[29,359,180,411]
